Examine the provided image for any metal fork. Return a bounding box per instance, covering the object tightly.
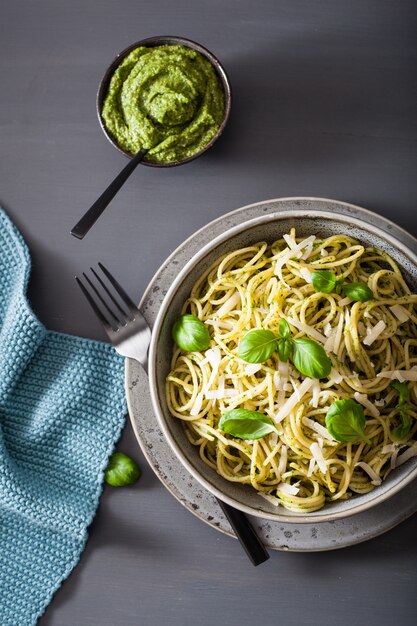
[76,263,270,566]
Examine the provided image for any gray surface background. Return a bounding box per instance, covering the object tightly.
[1,1,417,625]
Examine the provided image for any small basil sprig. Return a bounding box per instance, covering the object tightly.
[172,314,211,352]
[219,409,280,440]
[342,282,373,302]
[391,381,412,440]
[105,452,141,487]
[325,399,371,444]
[237,329,277,363]
[238,321,332,379]
[291,338,331,379]
[311,270,343,294]
[310,270,373,302]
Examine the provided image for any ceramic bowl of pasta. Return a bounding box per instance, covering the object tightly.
[148,205,417,522]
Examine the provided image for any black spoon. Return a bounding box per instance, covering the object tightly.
[71,148,148,240]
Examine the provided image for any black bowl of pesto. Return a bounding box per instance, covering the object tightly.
[97,36,231,167]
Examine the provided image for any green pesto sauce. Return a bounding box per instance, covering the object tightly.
[101,45,225,163]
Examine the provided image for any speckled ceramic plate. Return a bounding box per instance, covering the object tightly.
[126,197,417,551]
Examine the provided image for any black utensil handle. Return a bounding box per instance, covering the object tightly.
[217,498,269,566]
[71,149,147,240]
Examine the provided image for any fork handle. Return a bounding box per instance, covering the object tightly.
[216,498,270,566]
[71,149,148,240]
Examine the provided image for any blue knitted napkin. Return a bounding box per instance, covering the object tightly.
[0,209,127,625]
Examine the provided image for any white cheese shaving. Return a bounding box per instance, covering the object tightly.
[310,381,320,408]
[307,458,316,477]
[363,320,386,346]
[353,392,380,418]
[273,378,316,423]
[302,416,335,441]
[323,323,332,337]
[389,304,410,324]
[338,296,351,307]
[274,235,316,279]
[324,330,336,353]
[332,311,345,355]
[277,482,300,496]
[377,369,417,382]
[273,371,281,390]
[216,292,241,318]
[205,347,221,370]
[278,361,289,377]
[320,248,327,256]
[355,462,382,486]
[301,242,314,260]
[395,442,417,467]
[244,363,262,376]
[310,442,327,473]
[330,368,343,384]
[258,492,280,506]
[277,444,287,476]
[382,443,398,455]
[300,267,312,283]
[374,398,385,407]
[286,317,326,344]
[190,392,203,416]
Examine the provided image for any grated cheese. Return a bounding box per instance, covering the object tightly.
[395,442,417,467]
[310,442,327,473]
[310,381,320,408]
[355,461,382,486]
[273,378,316,423]
[277,482,300,496]
[323,323,332,337]
[277,444,287,476]
[302,416,335,441]
[216,292,241,318]
[363,320,386,346]
[300,267,312,283]
[190,392,203,416]
[377,369,417,382]
[330,368,343,384]
[338,296,351,307]
[287,317,326,344]
[307,458,316,477]
[353,392,380,418]
[389,304,410,324]
[244,363,262,376]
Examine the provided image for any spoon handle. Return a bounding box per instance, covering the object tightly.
[217,498,270,566]
[71,149,148,240]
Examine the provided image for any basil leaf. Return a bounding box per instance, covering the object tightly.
[277,337,293,362]
[311,270,338,294]
[335,276,345,295]
[105,452,141,487]
[219,409,279,440]
[278,318,292,339]
[342,282,373,302]
[325,399,371,444]
[237,329,277,363]
[391,381,410,408]
[291,338,332,379]
[392,411,412,441]
[172,314,211,352]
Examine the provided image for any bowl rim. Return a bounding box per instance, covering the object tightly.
[96,35,232,167]
[147,199,417,523]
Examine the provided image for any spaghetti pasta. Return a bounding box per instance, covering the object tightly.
[166,230,417,513]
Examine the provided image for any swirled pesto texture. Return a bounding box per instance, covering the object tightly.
[101,45,225,163]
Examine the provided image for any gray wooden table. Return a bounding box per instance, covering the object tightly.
[1,1,417,625]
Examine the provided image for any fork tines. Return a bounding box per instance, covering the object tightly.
[75,263,136,335]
